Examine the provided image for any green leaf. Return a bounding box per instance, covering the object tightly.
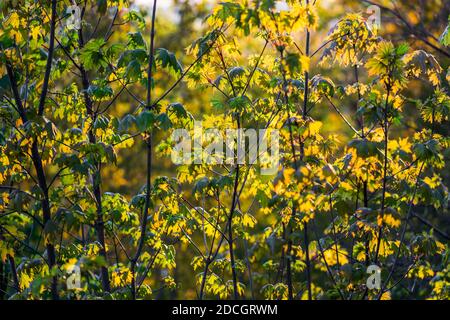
[106,43,126,59]
[120,114,136,131]
[228,66,245,80]
[125,60,142,81]
[228,95,251,111]
[130,194,146,209]
[413,139,440,161]
[136,110,156,132]
[93,115,110,130]
[193,177,210,195]
[156,113,172,130]
[167,102,190,119]
[155,48,183,76]
[60,168,75,186]
[128,32,146,49]
[440,24,450,46]
[211,98,224,110]
[396,43,410,56]
[87,84,113,101]
[311,75,335,97]
[124,10,146,29]
[104,144,117,164]
[285,53,301,74]
[118,49,148,68]
[79,38,107,70]
[348,139,381,157]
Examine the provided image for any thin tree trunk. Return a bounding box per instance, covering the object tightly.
[7,255,20,294]
[131,0,157,299]
[0,259,7,299]
[374,85,391,264]
[38,0,56,116]
[302,1,312,299]
[353,51,370,300]
[228,160,240,299]
[77,17,111,293]
[5,1,59,296]
[279,49,295,300]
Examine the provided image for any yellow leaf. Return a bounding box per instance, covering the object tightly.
[300,55,310,73]
[9,12,20,29]
[242,213,256,228]
[380,291,391,300]
[30,25,40,41]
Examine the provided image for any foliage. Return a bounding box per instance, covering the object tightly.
[0,0,449,300]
